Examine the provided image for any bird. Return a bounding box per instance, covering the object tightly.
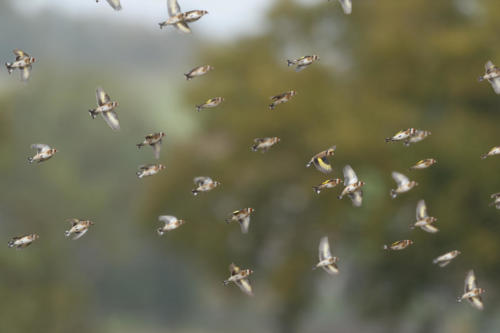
[269,90,297,110]
[312,178,343,194]
[159,0,208,33]
[383,240,413,251]
[225,208,255,234]
[390,172,418,198]
[65,219,94,240]
[137,132,166,159]
[157,215,186,235]
[223,263,253,296]
[385,128,417,143]
[409,158,437,171]
[432,250,460,267]
[306,146,336,174]
[329,0,352,15]
[313,236,339,275]
[338,165,364,207]
[251,137,280,152]
[28,144,57,164]
[184,65,214,80]
[489,193,500,209]
[5,49,36,82]
[8,234,39,249]
[287,55,320,72]
[136,164,165,179]
[196,97,224,112]
[96,0,121,11]
[478,60,500,94]
[192,177,220,195]
[410,200,438,233]
[480,146,500,159]
[404,130,431,146]
[89,87,120,131]
[457,270,485,310]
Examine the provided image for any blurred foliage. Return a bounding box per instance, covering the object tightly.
[1,0,500,332]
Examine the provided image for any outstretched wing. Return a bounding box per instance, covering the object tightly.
[319,236,332,261]
[101,111,120,131]
[270,93,285,101]
[464,270,477,293]
[106,0,122,10]
[339,0,352,15]
[72,228,88,240]
[229,263,240,275]
[313,156,333,174]
[239,216,250,234]
[158,215,177,225]
[485,60,495,71]
[235,278,253,296]
[96,87,111,106]
[489,77,500,94]
[66,218,80,226]
[194,176,211,186]
[20,66,32,82]
[416,200,428,220]
[321,263,339,275]
[420,223,438,234]
[392,171,409,186]
[175,22,192,34]
[152,142,161,159]
[348,190,363,207]
[13,49,27,60]
[168,0,181,16]
[31,144,50,153]
[343,164,358,186]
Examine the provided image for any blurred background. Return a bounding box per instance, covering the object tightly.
[1,0,499,332]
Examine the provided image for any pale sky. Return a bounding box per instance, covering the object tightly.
[9,0,279,40]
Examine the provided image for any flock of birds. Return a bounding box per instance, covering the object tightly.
[4,0,500,308]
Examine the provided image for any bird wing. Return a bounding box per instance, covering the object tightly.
[468,296,484,310]
[319,236,332,261]
[270,93,285,100]
[343,164,358,186]
[313,156,333,174]
[20,66,32,82]
[239,216,250,234]
[13,49,27,60]
[194,176,211,186]
[106,0,122,10]
[96,87,111,106]
[420,223,438,234]
[489,77,500,94]
[416,200,428,220]
[339,0,352,15]
[348,190,363,207]
[485,60,495,71]
[72,228,88,240]
[322,263,339,275]
[464,270,477,293]
[66,218,80,226]
[175,22,192,34]
[31,144,50,153]
[152,142,161,159]
[168,0,181,16]
[392,171,409,186]
[138,164,153,170]
[235,278,253,296]
[158,215,177,225]
[101,111,120,131]
[229,263,240,275]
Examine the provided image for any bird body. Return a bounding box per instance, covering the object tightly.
[269,90,297,110]
[136,164,165,178]
[8,234,39,248]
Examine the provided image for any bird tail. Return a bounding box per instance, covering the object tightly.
[7,240,15,248]
[223,280,230,285]
[383,245,389,250]
[390,190,397,199]
[456,297,463,303]
[251,144,258,152]
[136,172,143,178]
[184,74,191,80]
[192,189,199,196]
[196,105,202,112]
[5,62,13,74]
[27,157,34,164]
[403,140,411,147]
[64,230,71,237]
[136,143,145,149]
[88,109,97,119]
[158,22,165,29]
[385,137,392,142]
[313,186,321,194]
[287,60,295,67]
[481,154,488,160]
[157,228,164,236]
[268,103,275,110]
[478,76,484,82]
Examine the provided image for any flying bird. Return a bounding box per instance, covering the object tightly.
[409,158,437,171]
[5,49,36,82]
[404,129,431,146]
[338,165,364,207]
[251,137,280,152]
[159,0,208,33]
[136,164,165,178]
[457,270,485,310]
[28,144,57,164]
[385,128,417,143]
[433,250,460,267]
[89,87,120,131]
[390,172,418,198]
[287,55,320,72]
[225,208,254,234]
[8,234,39,249]
[313,236,339,275]
[479,60,500,94]
[137,132,166,159]
[383,240,413,251]
[96,0,122,11]
[410,200,438,233]
[223,263,254,296]
[480,146,500,159]
[313,178,343,194]
[269,90,297,110]
[196,97,224,112]
[65,219,94,240]
[489,193,500,209]
[306,146,336,174]
[192,177,220,195]
[184,65,214,80]
[157,215,186,235]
